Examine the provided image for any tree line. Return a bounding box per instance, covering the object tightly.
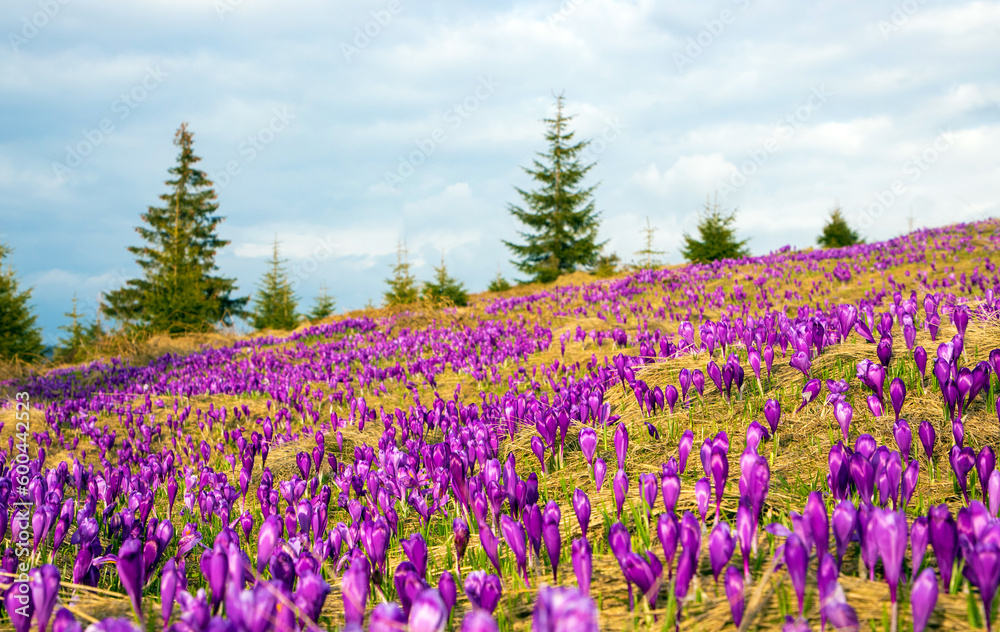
[1,100,863,364]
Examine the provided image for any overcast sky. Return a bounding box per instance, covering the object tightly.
[2,0,998,343]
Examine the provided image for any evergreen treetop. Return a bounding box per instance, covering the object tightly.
[308,283,337,321]
[0,243,44,362]
[422,254,469,306]
[817,205,863,248]
[680,197,750,263]
[383,241,420,306]
[54,294,103,364]
[634,216,666,269]
[487,267,512,293]
[504,94,606,284]
[251,237,299,331]
[102,123,248,333]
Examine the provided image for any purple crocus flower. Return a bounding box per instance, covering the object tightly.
[461,610,499,632]
[695,477,711,525]
[911,568,938,632]
[29,564,60,632]
[657,511,679,579]
[725,566,744,627]
[497,516,532,586]
[832,499,857,570]
[711,447,729,523]
[785,533,808,616]
[796,379,821,413]
[873,508,907,613]
[594,458,607,492]
[919,420,936,463]
[678,430,694,473]
[914,345,928,376]
[257,514,282,573]
[910,516,929,572]
[804,491,828,560]
[622,550,663,610]
[532,586,599,632]
[639,472,658,514]
[572,537,592,595]
[764,399,781,435]
[579,427,598,466]
[116,537,144,622]
[889,378,906,420]
[480,523,502,575]
[409,588,448,632]
[453,517,470,571]
[709,522,735,583]
[614,423,628,471]
[902,460,920,508]
[928,504,957,592]
[867,394,884,418]
[661,470,680,513]
[990,470,1000,517]
[370,603,408,632]
[977,446,996,503]
[542,501,562,582]
[833,400,853,443]
[402,533,429,579]
[893,418,912,462]
[342,556,370,627]
[573,488,591,537]
[440,571,459,617]
[965,543,1000,631]
[51,610,81,632]
[789,351,811,377]
[613,469,628,519]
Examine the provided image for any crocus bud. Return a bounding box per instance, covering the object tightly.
[402,533,429,579]
[572,489,591,538]
[764,399,781,435]
[911,568,938,632]
[542,501,562,582]
[409,588,448,632]
[725,566,744,628]
[461,610,499,632]
[578,427,598,466]
[785,533,808,616]
[928,504,957,592]
[370,603,408,632]
[594,458,607,492]
[613,469,628,519]
[117,537,144,622]
[678,430,694,473]
[708,522,735,583]
[453,517,470,567]
[571,537,592,595]
[657,512,679,578]
[833,400,853,443]
[342,557,370,626]
[695,477,711,525]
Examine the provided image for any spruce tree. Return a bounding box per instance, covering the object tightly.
[308,283,337,321]
[54,294,102,364]
[383,241,420,306]
[680,196,750,263]
[591,252,621,278]
[102,123,248,334]
[487,267,512,293]
[634,217,666,269]
[422,254,469,306]
[251,237,299,331]
[504,95,605,283]
[817,206,863,248]
[0,243,44,362]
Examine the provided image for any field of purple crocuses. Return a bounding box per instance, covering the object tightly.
[3,219,1000,631]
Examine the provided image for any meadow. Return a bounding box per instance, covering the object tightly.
[2,218,1000,632]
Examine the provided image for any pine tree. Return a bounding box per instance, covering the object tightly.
[308,283,337,321]
[680,196,750,263]
[0,243,44,362]
[54,294,102,364]
[102,123,248,334]
[383,241,419,306]
[817,205,863,248]
[592,252,621,278]
[487,267,512,293]
[251,237,299,331]
[504,95,605,283]
[422,254,469,306]
[634,217,666,269]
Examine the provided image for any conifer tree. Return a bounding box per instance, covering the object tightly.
[0,243,44,362]
[251,237,299,330]
[591,251,621,278]
[817,205,863,248]
[308,283,337,321]
[422,254,469,306]
[680,196,750,263]
[54,294,103,364]
[487,267,512,293]
[383,241,419,306]
[635,216,666,269]
[102,123,248,334]
[504,95,605,283]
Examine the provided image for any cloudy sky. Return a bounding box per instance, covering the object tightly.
[2,0,998,343]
